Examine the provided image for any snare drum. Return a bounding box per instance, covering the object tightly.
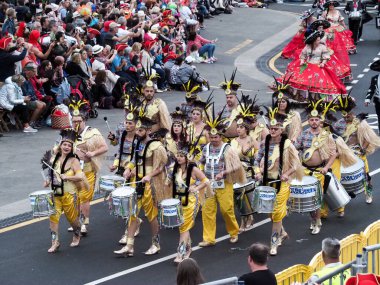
[159,198,184,228]
[340,158,366,196]
[253,186,276,214]
[233,181,256,216]
[288,176,322,213]
[29,190,56,217]
[99,175,125,193]
[324,173,351,211]
[111,186,137,218]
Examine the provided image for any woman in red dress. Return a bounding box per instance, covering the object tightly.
[281,30,347,102]
[321,0,356,54]
[281,10,316,60]
[310,19,352,81]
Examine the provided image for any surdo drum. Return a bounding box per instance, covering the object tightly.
[253,186,277,214]
[29,190,56,217]
[340,158,366,196]
[288,176,322,213]
[324,172,351,211]
[111,186,137,218]
[99,175,125,193]
[158,199,184,229]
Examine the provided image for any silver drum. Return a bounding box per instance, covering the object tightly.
[111,186,137,218]
[253,186,276,214]
[324,173,351,211]
[159,198,184,228]
[29,190,56,217]
[99,175,125,193]
[340,158,366,196]
[289,176,322,213]
[234,181,256,216]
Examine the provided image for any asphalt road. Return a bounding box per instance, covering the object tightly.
[1,3,380,285]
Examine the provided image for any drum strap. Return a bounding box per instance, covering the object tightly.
[117,131,136,172]
[51,153,75,196]
[172,162,196,206]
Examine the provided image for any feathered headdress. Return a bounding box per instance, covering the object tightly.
[204,103,228,135]
[183,80,201,101]
[171,107,187,125]
[320,99,338,122]
[192,91,214,113]
[41,150,53,170]
[272,76,294,104]
[219,68,241,95]
[177,139,203,161]
[59,128,78,144]
[337,94,356,117]
[124,95,141,122]
[267,107,287,127]
[306,96,325,118]
[69,98,89,119]
[236,94,260,128]
[136,105,155,129]
[140,63,160,88]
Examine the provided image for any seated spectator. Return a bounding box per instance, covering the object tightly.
[176,56,208,90]
[176,258,205,285]
[238,243,277,285]
[21,63,47,128]
[2,8,16,36]
[93,70,113,109]
[65,53,90,79]
[0,75,37,133]
[0,37,28,82]
[189,44,205,63]
[187,31,217,63]
[50,31,76,60]
[52,56,65,88]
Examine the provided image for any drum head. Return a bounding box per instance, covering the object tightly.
[30,190,53,196]
[341,157,363,173]
[112,186,135,197]
[291,176,318,186]
[161,198,180,206]
[101,175,124,182]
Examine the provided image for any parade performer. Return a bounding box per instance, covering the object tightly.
[249,112,270,143]
[294,98,337,234]
[255,108,303,255]
[272,80,302,142]
[282,30,347,102]
[167,143,211,263]
[114,115,168,256]
[321,0,356,54]
[139,77,172,134]
[198,105,246,247]
[310,19,352,81]
[108,97,143,245]
[334,95,380,204]
[165,107,188,163]
[70,100,108,234]
[180,81,201,122]
[231,95,260,232]
[282,10,316,60]
[42,129,84,253]
[365,59,380,134]
[219,69,242,139]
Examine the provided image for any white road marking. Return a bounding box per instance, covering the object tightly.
[352,80,359,84]
[357,74,364,79]
[85,218,272,285]
[370,168,380,176]
[350,64,357,67]
[364,68,370,73]
[378,52,380,56]
[374,58,380,61]
[346,86,353,91]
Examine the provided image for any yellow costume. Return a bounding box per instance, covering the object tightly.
[141,98,172,131]
[231,138,256,179]
[250,123,267,142]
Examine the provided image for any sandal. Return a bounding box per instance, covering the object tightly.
[48,241,60,253]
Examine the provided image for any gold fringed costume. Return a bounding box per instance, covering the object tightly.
[224,146,247,185]
[151,142,170,203]
[283,141,304,181]
[357,120,380,155]
[284,111,302,142]
[335,136,357,168]
[158,99,172,131]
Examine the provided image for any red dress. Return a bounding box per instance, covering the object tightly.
[282,25,306,59]
[280,44,347,101]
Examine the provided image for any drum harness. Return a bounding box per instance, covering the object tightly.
[51,152,77,196]
[116,130,137,176]
[205,143,229,190]
[134,139,160,198]
[172,162,196,206]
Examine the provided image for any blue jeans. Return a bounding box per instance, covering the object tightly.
[199,44,216,59]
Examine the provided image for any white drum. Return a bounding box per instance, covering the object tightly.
[111,186,137,218]
[288,176,322,213]
[29,190,56,217]
[99,175,125,193]
[253,186,276,214]
[340,158,366,196]
[159,198,184,228]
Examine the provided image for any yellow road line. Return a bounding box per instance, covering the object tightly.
[268,51,284,76]
[225,39,253,55]
[0,197,104,234]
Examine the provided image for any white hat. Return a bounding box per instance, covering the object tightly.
[185,56,194,63]
[50,3,59,11]
[137,10,145,17]
[109,22,121,29]
[150,24,160,33]
[92,44,104,55]
[72,11,81,18]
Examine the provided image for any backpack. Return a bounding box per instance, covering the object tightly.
[56,78,71,104]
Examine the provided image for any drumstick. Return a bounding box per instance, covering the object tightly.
[268,180,281,185]
[104,117,112,133]
[42,161,60,175]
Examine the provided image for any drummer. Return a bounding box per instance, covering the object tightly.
[43,129,84,253]
[108,97,143,246]
[294,99,337,235]
[180,80,201,123]
[198,104,246,247]
[231,95,260,232]
[114,115,168,257]
[254,108,303,256]
[219,69,242,139]
[167,143,211,263]
[334,95,380,204]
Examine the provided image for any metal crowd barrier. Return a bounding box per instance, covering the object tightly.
[363,244,380,275]
[310,260,356,285]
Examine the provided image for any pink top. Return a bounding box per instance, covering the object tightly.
[186,35,212,55]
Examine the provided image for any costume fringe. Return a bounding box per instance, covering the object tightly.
[198,180,213,206]
[75,172,90,192]
[358,120,380,155]
[158,99,172,131]
[283,142,304,181]
[287,111,302,142]
[335,136,357,167]
[151,145,169,204]
[224,147,247,185]
[79,133,107,173]
[317,134,336,162]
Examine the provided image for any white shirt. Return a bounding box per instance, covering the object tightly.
[92,59,106,72]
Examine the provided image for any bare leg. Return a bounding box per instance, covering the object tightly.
[48,222,60,253]
[30,101,46,123]
[270,221,282,256]
[70,218,81,247]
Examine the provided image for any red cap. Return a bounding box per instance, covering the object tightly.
[115,43,128,52]
[143,40,156,51]
[88,27,100,36]
[346,274,380,285]
[104,20,113,32]
[162,10,172,18]
[0,37,12,50]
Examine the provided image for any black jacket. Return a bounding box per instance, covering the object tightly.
[366,75,380,103]
[0,48,27,82]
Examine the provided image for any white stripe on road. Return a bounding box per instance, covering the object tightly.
[364,68,370,73]
[85,218,272,285]
[350,64,357,67]
[357,74,364,79]
[374,58,380,61]
[370,168,380,176]
[352,80,359,84]
[346,86,352,91]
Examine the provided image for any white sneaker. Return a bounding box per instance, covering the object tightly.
[202,85,208,92]
[23,126,38,133]
[119,235,127,245]
[81,224,88,234]
[67,227,73,232]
